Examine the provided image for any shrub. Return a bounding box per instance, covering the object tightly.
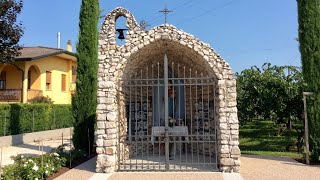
[0,104,73,136]
[51,105,73,129]
[30,96,53,104]
[0,153,66,180]
[52,144,87,166]
[0,104,11,136]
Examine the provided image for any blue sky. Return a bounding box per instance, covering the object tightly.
[18,0,300,73]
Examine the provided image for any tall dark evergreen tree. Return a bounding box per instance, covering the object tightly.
[0,0,24,63]
[72,0,99,152]
[297,0,320,162]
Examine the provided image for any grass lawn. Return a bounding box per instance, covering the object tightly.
[239,120,303,159]
[241,150,303,159]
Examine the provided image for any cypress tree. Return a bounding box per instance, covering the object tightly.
[297,0,320,162]
[72,0,99,152]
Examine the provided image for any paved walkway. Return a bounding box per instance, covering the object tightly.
[241,154,320,180]
[2,141,320,180]
[54,155,320,180]
[56,157,242,180]
[55,157,97,180]
[0,137,70,166]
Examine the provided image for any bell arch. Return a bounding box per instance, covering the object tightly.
[100,7,141,46]
[96,7,240,173]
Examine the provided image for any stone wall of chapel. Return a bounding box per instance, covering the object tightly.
[96,7,240,173]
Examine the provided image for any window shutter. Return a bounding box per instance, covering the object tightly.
[46,71,51,84]
[72,66,76,83]
[61,74,66,91]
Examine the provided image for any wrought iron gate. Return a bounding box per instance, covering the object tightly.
[117,54,217,171]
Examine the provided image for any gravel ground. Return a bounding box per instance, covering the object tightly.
[241,154,320,180]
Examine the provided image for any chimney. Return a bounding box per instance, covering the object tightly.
[67,40,72,52]
[57,32,61,48]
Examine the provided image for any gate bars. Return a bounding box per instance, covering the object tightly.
[117,55,217,171]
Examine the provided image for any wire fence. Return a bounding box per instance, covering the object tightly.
[0,109,73,137]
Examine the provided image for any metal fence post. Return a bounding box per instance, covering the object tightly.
[88,128,91,158]
[32,109,35,132]
[70,127,72,168]
[53,110,56,129]
[1,114,3,136]
[164,54,169,170]
[41,139,44,180]
[38,138,40,154]
[4,112,6,136]
[0,147,2,178]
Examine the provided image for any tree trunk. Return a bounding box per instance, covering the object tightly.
[287,118,292,130]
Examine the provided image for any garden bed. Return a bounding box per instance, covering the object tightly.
[47,153,97,180]
[0,143,97,180]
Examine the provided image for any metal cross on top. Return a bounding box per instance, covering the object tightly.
[159,4,173,24]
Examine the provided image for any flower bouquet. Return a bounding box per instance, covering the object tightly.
[169,117,176,127]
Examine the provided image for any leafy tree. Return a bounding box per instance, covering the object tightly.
[0,0,23,63]
[72,0,99,153]
[297,0,320,162]
[236,63,304,129]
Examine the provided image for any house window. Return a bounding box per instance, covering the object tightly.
[0,71,6,90]
[72,66,76,83]
[46,71,52,90]
[61,74,66,91]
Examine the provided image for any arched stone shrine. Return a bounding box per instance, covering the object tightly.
[95,7,240,173]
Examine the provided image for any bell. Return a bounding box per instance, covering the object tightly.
[116,28,127,40]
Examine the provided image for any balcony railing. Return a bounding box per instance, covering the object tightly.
[27,89,43,101]
[0,89,22,102]
[0,89,43,102]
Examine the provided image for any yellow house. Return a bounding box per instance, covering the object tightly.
[0,45,77,104]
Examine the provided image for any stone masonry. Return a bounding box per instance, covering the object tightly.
[96,7,240,173]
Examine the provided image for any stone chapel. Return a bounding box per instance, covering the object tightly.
[95,7,240,173]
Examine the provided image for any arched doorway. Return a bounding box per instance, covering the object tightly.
[117,40,218,171]
[0,65,22,102]
[27,65,42,101]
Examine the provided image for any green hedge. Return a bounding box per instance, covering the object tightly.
[0,104,73,136]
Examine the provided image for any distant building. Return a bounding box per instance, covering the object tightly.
[0,45,77,104]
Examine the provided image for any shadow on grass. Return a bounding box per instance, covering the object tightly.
[240,120,300,152]
[242,154,298,162]
[240,136,296,152]
[281,161,318,167]
[242,154,320,167]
